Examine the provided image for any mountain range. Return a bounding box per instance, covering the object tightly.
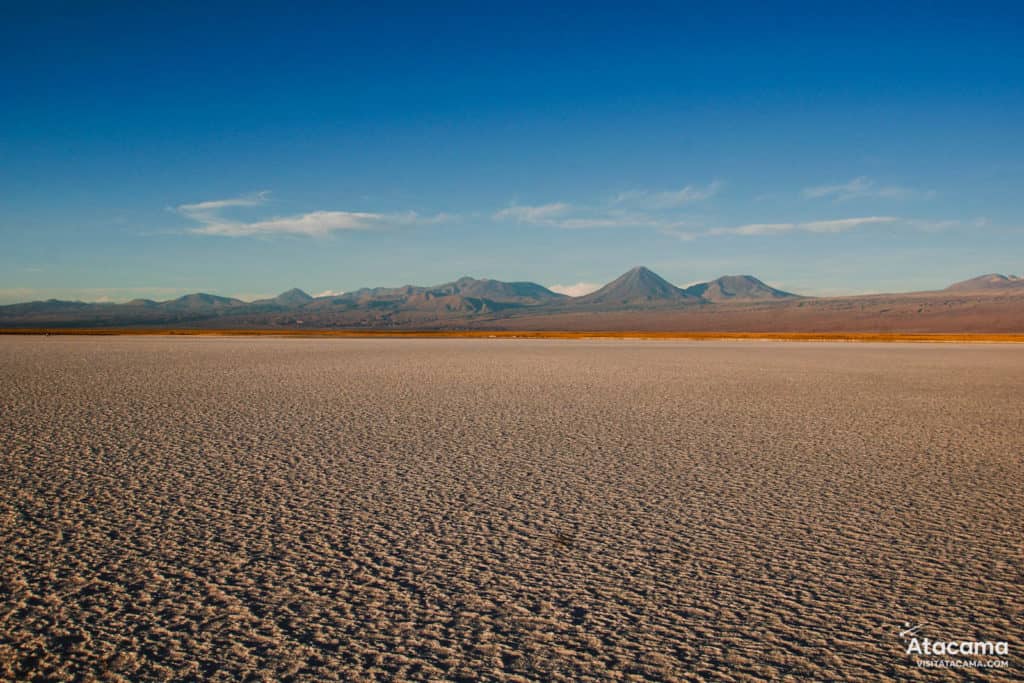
[1,267,1022,332]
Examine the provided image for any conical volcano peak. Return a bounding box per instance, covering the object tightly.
[275,288,313,304]
[619,266,663,281]
[575,266,696,306]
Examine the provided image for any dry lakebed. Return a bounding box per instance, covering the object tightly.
[1,336,1021,681]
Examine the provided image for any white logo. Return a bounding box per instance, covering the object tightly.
[899,622,926,639]
[899,622,1010,670]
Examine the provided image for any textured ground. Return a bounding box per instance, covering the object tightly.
[0,337,1021,682]
[488,291,1024,334]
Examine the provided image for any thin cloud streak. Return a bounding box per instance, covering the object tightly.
[803,177,935,201]
[178,193,449,237]
[176,191,270,215]
[191,210,385,237]
[708,222,794,236]
[492,205,693,231]
[670,216,899,239]
[613,181,722,208]
[800,216,899,233]
[493,203,571,222]
[492,181,718,230]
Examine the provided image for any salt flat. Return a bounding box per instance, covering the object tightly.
[0,337,1021,681]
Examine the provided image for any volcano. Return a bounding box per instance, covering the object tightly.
[573,267,697,307]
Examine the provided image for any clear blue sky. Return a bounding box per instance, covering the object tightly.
[2,2,1022,302]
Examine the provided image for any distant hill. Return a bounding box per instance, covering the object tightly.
[337,277,564,304]
[301,277,565,322]
[160,293,245,310]
[574,267,697,306]
[437,277,567,303]
[946,273,1024,292]
[685,275,798,302]
[253,289,314,307]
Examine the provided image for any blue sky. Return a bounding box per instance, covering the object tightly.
[2,2,1022,303]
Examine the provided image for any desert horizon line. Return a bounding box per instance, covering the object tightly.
[5,328,1024,344]
[3,266,1022,308]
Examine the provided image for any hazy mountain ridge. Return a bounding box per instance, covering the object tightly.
[945,273,1024,291]
[252,288,315,307]
[160,293,246,310]
[1,269,1021,330]
[327,276,566,307]
[684,275,798,302]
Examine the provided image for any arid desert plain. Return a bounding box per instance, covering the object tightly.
[1,336,1021,682]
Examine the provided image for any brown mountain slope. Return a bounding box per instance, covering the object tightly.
[684,275,798,302]
[945,273,1024,291]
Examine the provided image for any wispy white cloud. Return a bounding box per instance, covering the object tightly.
[548,282,601,297]
[555,216,660,229]
[903,217,989,233]
[707,222,795,236]
[314,289,345,298]
[803,177,935,202]
[492,204,692,231]
[493,203,571,223]
[670,216,899,240]
[176,191,270,217]
[178,192,448,237]
[799,216,899,233]
[493,203,632,229]
[661,229,700,241]
[492,181,718,231]
[191,210,387,237]
[613,181,722,209]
